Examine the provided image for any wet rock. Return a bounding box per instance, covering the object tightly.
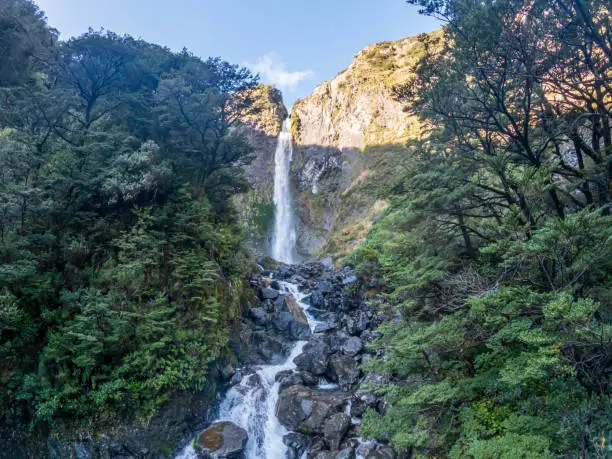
[249,307,268,326]
[314,321,337,333]
[285,296,312,340]
[343,312,370,336]
[270,280,281,290]
[273,311,295,331]
[196,421,248,458]
[277,371,307,392]
[260,286,279,300]
[250,331,289,364]
[290,274,310,290]
[273,310,311,341]
[340,337,363,357]
[356,441,377,458]
[229,371,242,386]
[328,355,360,391]
[335,447,356,459]
[322,413,351,450]
[283,432,312,459]
[309,437,328,457]
[263,299,276,313]
[313,452,334,459]
[294,340,329,375]
[219,364,236,380]
[277,263,295,279]
[328,331,350,353]
[350,392,377,418]
[299,371,319,386]
[276,386,346,432]
[275,294,288,311]
[309,290,326,309]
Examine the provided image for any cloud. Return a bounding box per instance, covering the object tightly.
[248,53,313,92]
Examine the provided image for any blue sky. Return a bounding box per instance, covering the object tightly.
[35,0,440,108]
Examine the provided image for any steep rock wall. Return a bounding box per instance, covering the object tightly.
[290,31,440,260]
[233,85,288,255]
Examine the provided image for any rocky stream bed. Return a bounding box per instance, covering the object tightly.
[181,260,397,459]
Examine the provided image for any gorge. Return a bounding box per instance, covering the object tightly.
[0,1,610,458]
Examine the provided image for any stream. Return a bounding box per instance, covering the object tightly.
[176,282,318,458]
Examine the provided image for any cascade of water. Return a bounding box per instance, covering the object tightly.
[176,284,310,459]
[271,119,297,264]
[176,119,304,459]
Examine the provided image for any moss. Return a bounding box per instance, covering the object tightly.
[260,256,280,270]
[252,202,275,235]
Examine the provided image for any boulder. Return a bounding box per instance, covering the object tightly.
[360,330,382,343]
[299,371,319,386]
[196,421,248,458]
[276,370,306,392]
[309,290,326,309]
[276,386,346,433]
[249,307,268,326]
[277,263,295,279]
[260,286,279,300]
[250,331,289,364]
[328,355,360,391]
[229,371,242,386]
[335,447,356,459]
[322,413,351,450]
[314,321,336,333]
[309,437,328,457]
[284,296,312,340]
[294,340,329,375]
[219,364,235,380]
[350,392,378,418]
[343,312,370,336]
[283,432,311,459]
[328,331,350,354]
[272,303,311,340]
[273,311,294,332]
[340,337,363,357]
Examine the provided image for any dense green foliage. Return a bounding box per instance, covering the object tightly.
[0,0,259,428]
[350,0,612,457]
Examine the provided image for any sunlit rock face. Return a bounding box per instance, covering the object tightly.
[290,31,442,260]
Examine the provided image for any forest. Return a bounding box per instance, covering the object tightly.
[349,0,612,457]
[0,0,259,431]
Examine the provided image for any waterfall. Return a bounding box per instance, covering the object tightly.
[215,339,306,457]
[271,119,297,264]
[176,119,304,459]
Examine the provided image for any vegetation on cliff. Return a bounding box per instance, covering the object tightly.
[346,0,611,457]
[0,0,260,433]
[290,32,442,259]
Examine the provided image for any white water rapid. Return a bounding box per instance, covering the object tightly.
[176,283,314,459]
[271,119,297,264]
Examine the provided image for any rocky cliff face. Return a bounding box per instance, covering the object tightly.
[233,85,288,255]
[291,31,440,260]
